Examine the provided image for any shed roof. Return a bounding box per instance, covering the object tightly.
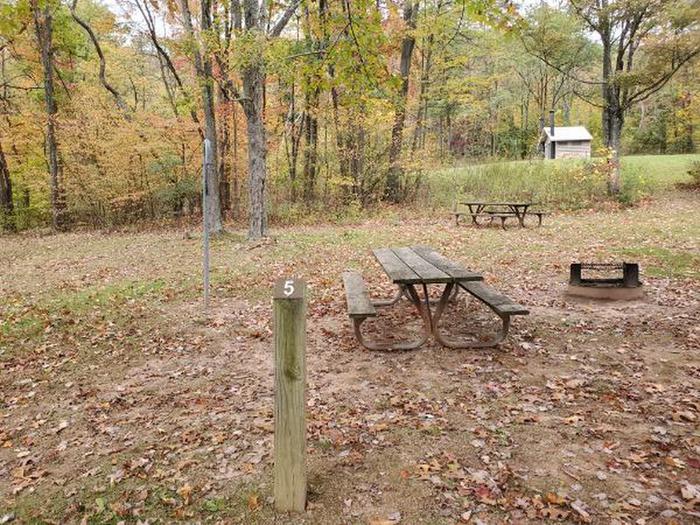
[542,126,592,142]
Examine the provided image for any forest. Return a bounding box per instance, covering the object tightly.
[0,0,698,237]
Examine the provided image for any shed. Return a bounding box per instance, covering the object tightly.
[540,126,592,159]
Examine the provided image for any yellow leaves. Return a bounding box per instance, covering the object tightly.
[664,456,686,469]
[247,493,261,511]
[177,482,193,505]
[545,492,566,505]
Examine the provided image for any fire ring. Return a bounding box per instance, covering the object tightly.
[566,262,644,300]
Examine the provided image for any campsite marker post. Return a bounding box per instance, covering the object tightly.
[273,277,307,512]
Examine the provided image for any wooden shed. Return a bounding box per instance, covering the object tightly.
[541,125,592,159]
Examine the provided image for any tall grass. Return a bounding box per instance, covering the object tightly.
[424,154,699,210]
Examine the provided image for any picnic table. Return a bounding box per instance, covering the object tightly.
[342,246,529,350]
[454,201,546,229]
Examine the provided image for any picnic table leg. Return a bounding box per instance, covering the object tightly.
[469,204,485,226]
[406,284,433,335]
[351,316,428,351]
[372,284,406,308]
[352,284,431,351]
[510,205,526,228]
[431,283,513,349]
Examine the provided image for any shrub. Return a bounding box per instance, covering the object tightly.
[618,167,651,205]
[687,161,700,187]
[427,158,613,211]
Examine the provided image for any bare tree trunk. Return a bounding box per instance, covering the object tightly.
[601,34,622,195]
[411,33,432,155]
[32,0,66,230]
[238,0,300,238]
[178,0,222,233]
[302,92,319,203]
[301,1,321,203]
[232,102,240,219]
[0,140,14,231]
[218,85,231,216]
[242,64,267,239]
[604,105,624,194]
[386,0,419,202]
[283,79,303,201]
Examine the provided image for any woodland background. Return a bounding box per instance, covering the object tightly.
[0,0,698,237]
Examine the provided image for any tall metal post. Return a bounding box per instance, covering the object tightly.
[203,139,211,310]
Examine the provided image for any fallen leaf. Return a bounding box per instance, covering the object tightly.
[248,493,260,511]
[680,481,700,501]
[546,492,566,505]
[570,499,592,523]
[178,482,193,505]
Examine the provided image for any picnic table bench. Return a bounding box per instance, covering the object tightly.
[342,246,529,350]
[454,201,547,229]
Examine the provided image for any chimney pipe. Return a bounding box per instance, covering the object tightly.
[549,110,555,137]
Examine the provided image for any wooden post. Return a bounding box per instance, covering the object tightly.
[273,277,307,512]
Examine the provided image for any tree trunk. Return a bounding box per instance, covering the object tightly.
[386,0,419,202]
[232,102,240,219]
[241,63,267,239]
[283,79,302,202]
[32,0,66,230]
[237,0,298,238]
[301,1,321,204]
[411,33,432,155]
[302,90,319,203]
[601,33,623,195]
[0,140,14,231]
[178,0,222,233]
[200,0,222,232]
[218,85,231,215]
[604,106,624,194]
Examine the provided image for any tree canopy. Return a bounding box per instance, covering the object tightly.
[0,0,698,232]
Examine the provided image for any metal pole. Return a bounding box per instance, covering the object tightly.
[203,139,211,310]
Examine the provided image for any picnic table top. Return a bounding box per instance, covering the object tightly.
[372,246,483,285]
[459,201,536,207]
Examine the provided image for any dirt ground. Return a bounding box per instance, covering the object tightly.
[1,192,699,524]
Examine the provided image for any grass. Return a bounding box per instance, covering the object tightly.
[621,153,700,186]
[618,246,700,279]
[426,153,700,210]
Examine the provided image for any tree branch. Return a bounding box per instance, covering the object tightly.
[269,0,302,38]
[70,0,131,117]
[626,47,700,107]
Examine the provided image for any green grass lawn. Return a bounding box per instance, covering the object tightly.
[426,153,699,210]
[620,153,700,185]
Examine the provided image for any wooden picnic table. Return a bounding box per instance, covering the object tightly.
[455,201,545,228]
[342,246,529,350]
